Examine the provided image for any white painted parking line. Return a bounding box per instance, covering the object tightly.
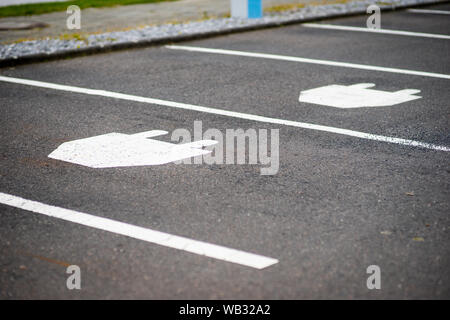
[302,23,450,40]
[165,45,450,80]
[0,75,449,152]
[0,192,278,269]
[408,9,450,15]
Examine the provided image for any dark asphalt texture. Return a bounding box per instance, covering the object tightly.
[0,3,449,299]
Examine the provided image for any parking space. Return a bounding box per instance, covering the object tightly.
[0,3,449,299]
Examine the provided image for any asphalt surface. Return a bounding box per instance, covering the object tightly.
[0,3,449,299]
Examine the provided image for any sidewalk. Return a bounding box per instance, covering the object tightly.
[0,0,70,7]
[0,0,319,43]
[0,0,444,65]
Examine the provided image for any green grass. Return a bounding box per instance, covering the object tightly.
[0,0,178,18]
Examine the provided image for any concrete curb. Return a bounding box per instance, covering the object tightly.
[0,0,447,68]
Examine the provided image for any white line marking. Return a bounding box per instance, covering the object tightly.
[302,23,450,40]
[408,9,450,15]
[165,45,450,80]
[0,75,448,151]
[0,192,278,269]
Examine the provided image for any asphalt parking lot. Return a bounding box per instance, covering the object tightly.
[0,3,449,299]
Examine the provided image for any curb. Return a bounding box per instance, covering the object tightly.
[0,0,447,68]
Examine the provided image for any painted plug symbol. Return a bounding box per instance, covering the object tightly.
[299,83,421,108]
[48,130,217,168]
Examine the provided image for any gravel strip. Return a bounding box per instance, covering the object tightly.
[0,0,445,63]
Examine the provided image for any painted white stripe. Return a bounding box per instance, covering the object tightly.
[0,192,278,269]
[408,9,450,15]
[165,45,450,80]
[0,75,448,152]
[302,23,450,40]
